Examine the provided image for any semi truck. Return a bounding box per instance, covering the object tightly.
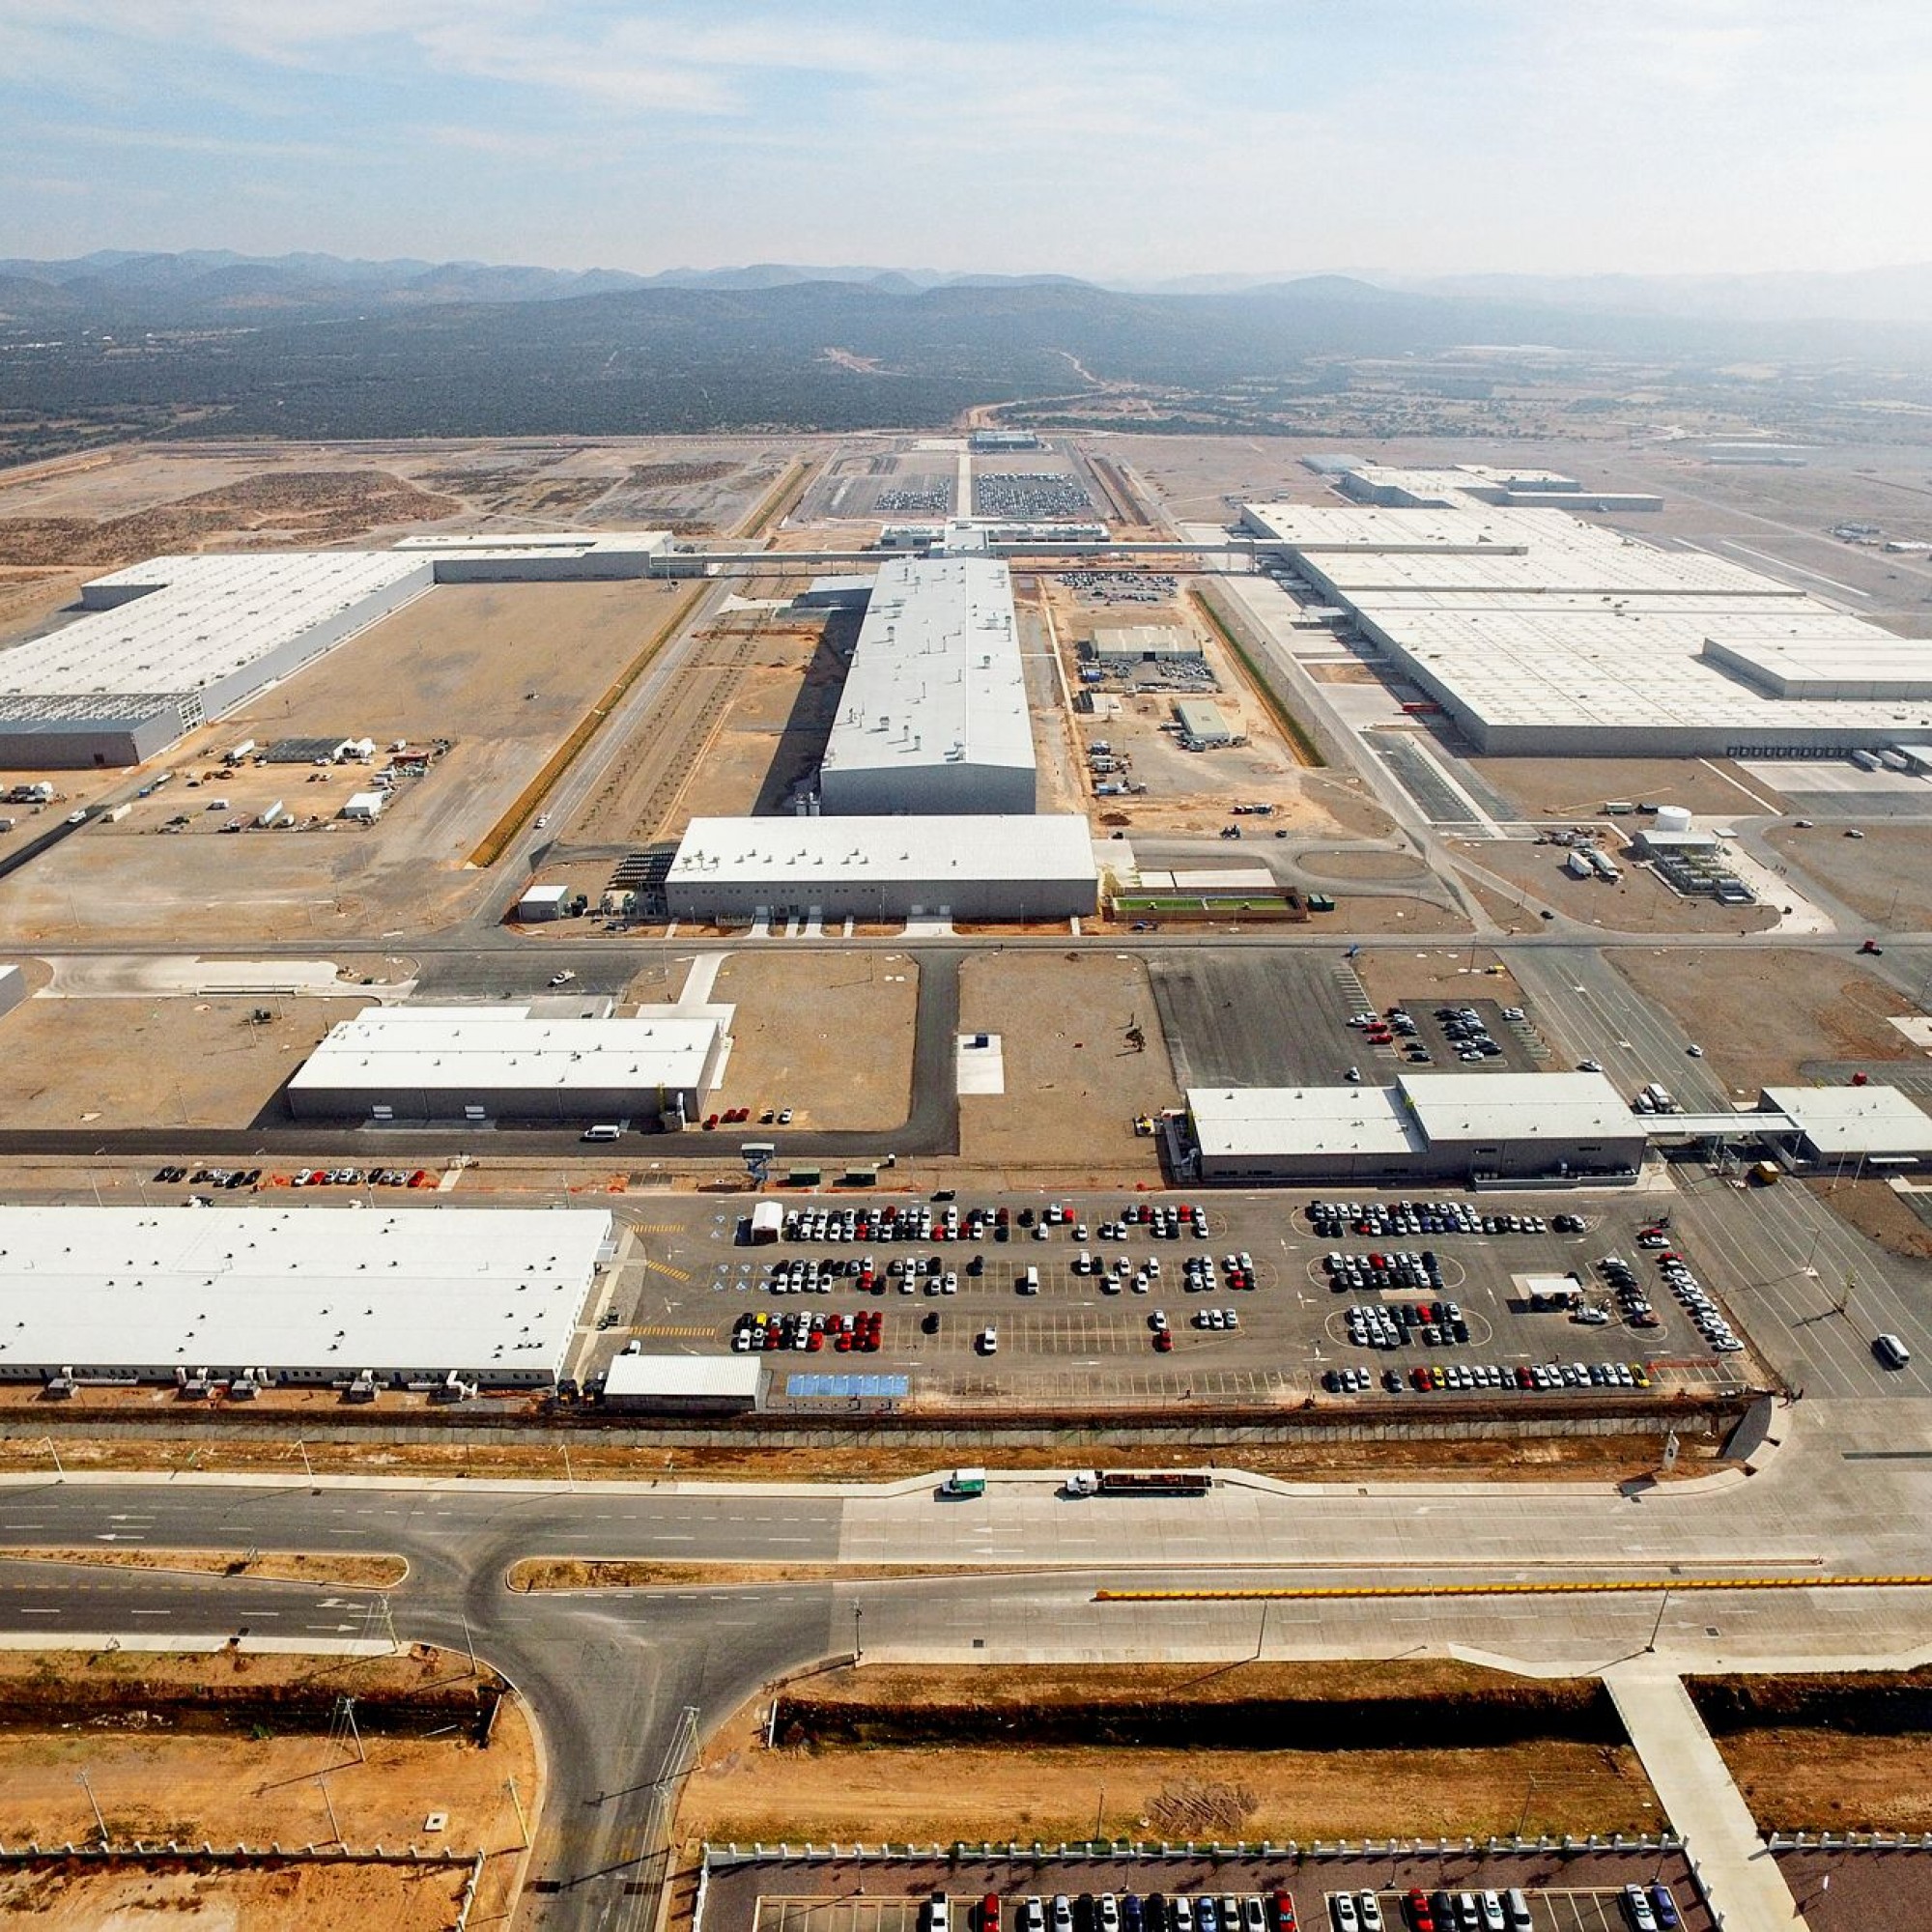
[1064,1469,1214,1497]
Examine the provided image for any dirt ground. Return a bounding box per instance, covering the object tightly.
[703,952,916,1131]
[0,1644,534,1929]
[1466,840,1779,935]
[0,1548,404,1586]
[0,578,687,944]
[1609,949,1918,1091]
[680,1666,1658,1845]
[956,954,1179,1171]
[568,604,838,844]
[1804,1179,1932,1260]
[1467,758,1789,822]
[0,995,367,1128]
[0,1427,1720,1486]
[0,1862,486,1931]
[1718,1726,1932,1831]
[1768,823,1932,929]
[1355,949,1527,1010]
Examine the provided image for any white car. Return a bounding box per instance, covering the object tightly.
[978,1326,998,1355]
[549,970,576,986]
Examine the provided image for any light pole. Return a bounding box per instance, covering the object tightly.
[1645,1588,1670,1655]
[40,1437,64,1480]
[852,1603,863,1664]
[1516,1774,1538,1838]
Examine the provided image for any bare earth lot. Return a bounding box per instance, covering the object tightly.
[0,994,365,1128]
[1719,1726,1932,1832]
[705,952,917,1131]
[0,1645,535,1931]
[1769,822,1932,929]
[1608,949,1917,1091]
[680,1662,1659,1846]
[1466,757,1788,822]
[956,953,1179,1174]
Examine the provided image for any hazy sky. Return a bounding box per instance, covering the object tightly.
[4,0,1929,278]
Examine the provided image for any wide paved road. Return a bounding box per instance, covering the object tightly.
[6,1400,1932,1924]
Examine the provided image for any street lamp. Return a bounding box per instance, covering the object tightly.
[852,1603,863,1665]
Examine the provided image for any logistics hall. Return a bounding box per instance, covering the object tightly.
[0,1206,612,1389]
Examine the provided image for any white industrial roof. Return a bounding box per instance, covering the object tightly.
[3,553,430,702]
[391,530,668,560]
[1761,1085,1932,1155]
[601,1354,763,1400]
[669,813,1097,887]
[820,555,1035,785]
[1398,1071,1641,1145]
[0,1206,610,1380]
[290,1005,724,1099]
[1242,497,1932,742]
[1187,1087,1424,1161]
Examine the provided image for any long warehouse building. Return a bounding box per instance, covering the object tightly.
[288,1004,731,1125]
[667,813,1097,923]
[1242,487,1932,755]
[817,554,1036,815]
[0,1206,612,1389]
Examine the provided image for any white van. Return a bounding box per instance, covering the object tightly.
[1875,1332,1912,1369]
[1021,1265,1039,1293]
[581,1123,623,1143]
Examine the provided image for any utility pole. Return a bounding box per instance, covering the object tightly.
[77,1769,108,1845]
[317,1775,342,1848]
[41,1437,64,1480]
[297,1438,315,1483]
[1516,1773,1537,1838]
[506,1776,530,1849]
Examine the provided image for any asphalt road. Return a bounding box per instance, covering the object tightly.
[7,1394,1932,1924]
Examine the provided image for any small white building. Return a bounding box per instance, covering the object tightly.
[340,790,387,821]
[516,883,570,922]
[598,1354,763,1413]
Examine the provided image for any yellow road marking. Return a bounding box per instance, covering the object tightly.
[1095,1575,1932,1603]
[641,1258,692,1282]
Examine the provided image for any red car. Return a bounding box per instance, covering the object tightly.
[980,1898,1001,1932]
[1153,1330,1174,1352]
[1270,1894,1297,1932]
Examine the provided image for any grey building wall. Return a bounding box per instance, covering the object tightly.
[668,868,1095,924]
[287,1078,697,1125]
[0,965,24,1022]
[818,760,1036,817]
[1195,1134,1645,1185]
[0,707,182,771]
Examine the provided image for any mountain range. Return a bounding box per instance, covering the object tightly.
[5,249,1932,333]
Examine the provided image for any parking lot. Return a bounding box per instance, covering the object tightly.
[706,1858,1710,1932]
[589,1188,1755,1407]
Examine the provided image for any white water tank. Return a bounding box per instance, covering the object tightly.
[1654,804,1693,835]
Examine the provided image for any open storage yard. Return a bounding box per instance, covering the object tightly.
[1768,820,1932,928]
[1460,838,1778,935]
[0,577,689,943]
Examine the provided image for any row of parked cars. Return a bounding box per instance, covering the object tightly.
[1324,1251,1445,1294]
[731,1309,882,1352]
[1306,1201,1584,1240]
[777,1201,1215,1247]
[937,1886,1674,1932]
[152,1164,435,1190]
[1326,1359,1655,1395]
[152,1165,260,1189]
[1346,1299,1468,1351]
[935,1889,1291,1932]
[1656,1253,1744,1354]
